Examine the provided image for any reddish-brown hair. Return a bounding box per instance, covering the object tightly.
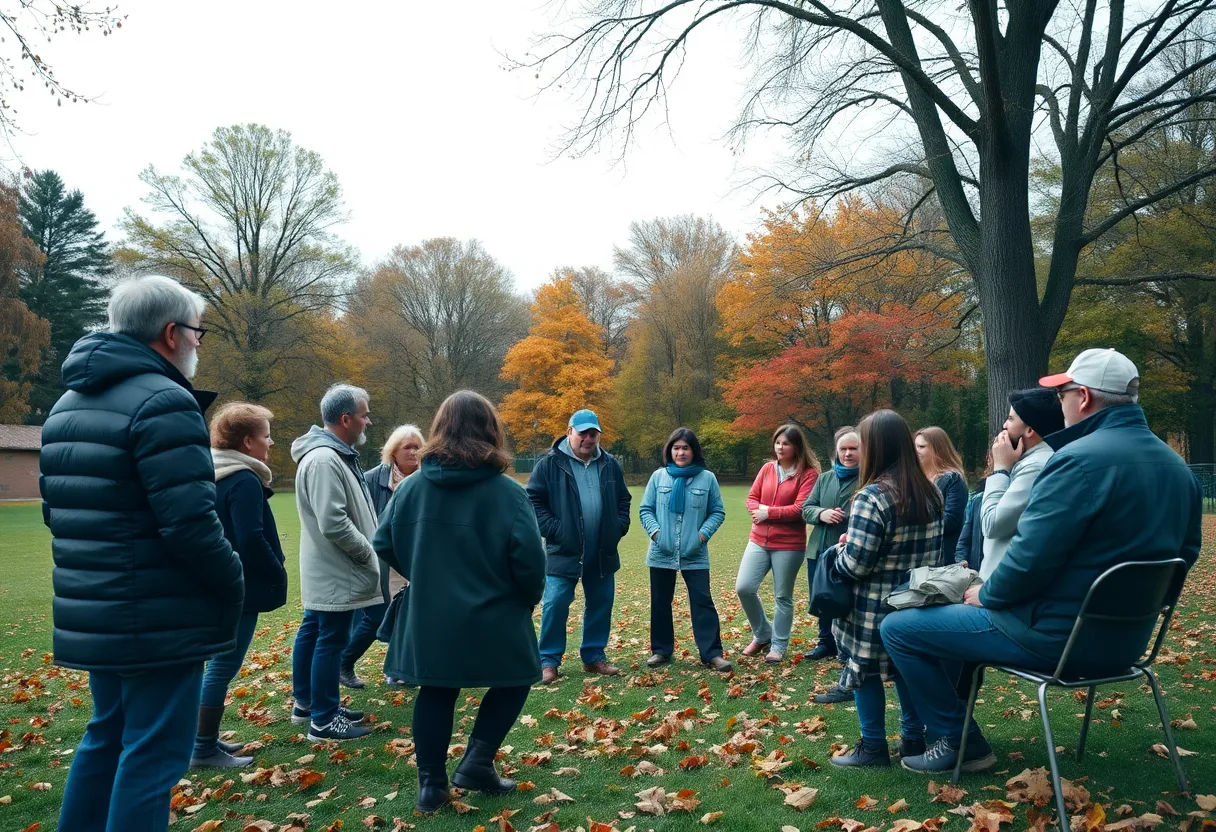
[209,402,274,451]
[421,390,512,471]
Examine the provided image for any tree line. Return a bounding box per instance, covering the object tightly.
[1,120,1214,478]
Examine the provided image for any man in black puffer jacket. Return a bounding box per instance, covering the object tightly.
[40,275,244,832]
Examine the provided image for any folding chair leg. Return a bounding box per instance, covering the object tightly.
[1037,682,1070,828]
[1143,668,1189,794]
[1077,685,1096,761]
[952,664,984,786]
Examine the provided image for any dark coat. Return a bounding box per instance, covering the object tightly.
[40,332,244,672]
[215,470,287,614]
[525,438,631,579]
[802,469,861,559]
[935,470,968,562]
[980,405,1202,671]
[365,462,396,602]
[952,481,987,573]
[376,461,546,688]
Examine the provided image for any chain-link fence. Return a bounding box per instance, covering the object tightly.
[1189,464,1216,512]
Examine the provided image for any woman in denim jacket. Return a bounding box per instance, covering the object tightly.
[639,428,732,673]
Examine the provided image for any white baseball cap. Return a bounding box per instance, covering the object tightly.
[1040,348,1140,395]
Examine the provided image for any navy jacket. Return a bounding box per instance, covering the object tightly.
[215,470,287,614]
[936,470,968,563]
[525,437,631,579]
[952,484,986,574]
[40,332,244,672]
[980,404,1202,670]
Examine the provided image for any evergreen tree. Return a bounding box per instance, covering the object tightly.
[19,169,111,422]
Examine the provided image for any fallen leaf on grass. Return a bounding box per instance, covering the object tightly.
[450,800,479,814]
[1195,795,1216,811]
[784,787,819,811]
[1006,768,1054,807]
[241,822,275,832]
[857,796,879,811]
[889,799,909,813]
[361,817,385,829]
[1171,718,1198,731]
[193,823,224,832]
[928,781,968,805]
[679,754,708,770]
[1155,801,1179,817]
[701,811,724,824]
[1151,744,1198,758]
[553,766,581,777]
[889,820,922,832]
[27,783,51,791]
[533,788,575,805]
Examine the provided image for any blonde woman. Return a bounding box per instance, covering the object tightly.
[913,427,969,562]
[340,424,424,689]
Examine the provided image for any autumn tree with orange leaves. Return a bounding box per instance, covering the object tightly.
[500,275,615,453]
[719,197,971,442]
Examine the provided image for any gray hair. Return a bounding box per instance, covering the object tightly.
[321,383,370,426]
[108,275,207,343]
[1090,389,1139,408]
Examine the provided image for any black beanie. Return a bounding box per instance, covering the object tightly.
[1008,388,1065,438]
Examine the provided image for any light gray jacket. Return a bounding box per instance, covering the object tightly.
[290,426,381,612]
[979,440,1054,581]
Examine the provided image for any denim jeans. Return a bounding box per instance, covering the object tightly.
[199,611,259,708]
[880,605,1053,745]
[341,601,388,670]
[292,608,355,726]
[735,542,804,652]
[59,663,203,832]
[649,567,723,662]
[853,673,924,744]
[538,571,615,667]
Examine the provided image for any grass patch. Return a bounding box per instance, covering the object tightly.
[0,488,1213,831]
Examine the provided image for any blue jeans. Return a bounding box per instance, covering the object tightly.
[292,609,355,725]
[853,673,924,744]
[341,601,388,669]
[539,571,615,667]
[880,605,1053,745]
[200,611,259,708]
[59,663,203,832]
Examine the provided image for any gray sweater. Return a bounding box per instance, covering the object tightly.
[979,441,1054,581]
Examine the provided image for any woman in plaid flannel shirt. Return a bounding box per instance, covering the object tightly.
[830,409,946,768]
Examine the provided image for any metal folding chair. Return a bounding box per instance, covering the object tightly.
[952,558,1191,825]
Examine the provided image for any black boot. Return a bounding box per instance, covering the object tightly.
[897,735,926,758]
[190,705,254,769]
[830,737,891,768]
[416,763,450,813]
[451,738,516,794]
[339,662,365,689]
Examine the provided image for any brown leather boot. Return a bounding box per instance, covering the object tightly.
[540,666,560,685]
[703,656,733,673]
[582,660,620,676]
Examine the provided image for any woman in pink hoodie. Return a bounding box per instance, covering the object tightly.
[735,424,820,663]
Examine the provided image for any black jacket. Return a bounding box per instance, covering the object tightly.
[936,470,969,563]
[216,470,287,614]
[365,462,396,603]
[40,332,244,672]
[525,438,631,579]
[952,485,986,574]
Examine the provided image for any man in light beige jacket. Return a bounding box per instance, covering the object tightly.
[289,384,381,742]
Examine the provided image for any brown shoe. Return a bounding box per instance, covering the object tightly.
[646,653,670,668]
[703,656,733,673]
[540,666,560,685]
[582,660,621,676]
[741,640,770,657]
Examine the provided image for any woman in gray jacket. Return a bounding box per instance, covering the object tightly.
[639,428,731,672]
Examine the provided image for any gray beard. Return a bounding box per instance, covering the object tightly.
[173,345,198,379]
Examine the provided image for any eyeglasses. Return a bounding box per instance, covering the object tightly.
[1056,384,1081,401]
[175,322,208,342]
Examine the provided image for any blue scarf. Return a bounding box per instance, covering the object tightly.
[665,463,705,514]
[834,462,859,480]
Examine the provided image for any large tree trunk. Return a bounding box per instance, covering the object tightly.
[1184,302,1215,463]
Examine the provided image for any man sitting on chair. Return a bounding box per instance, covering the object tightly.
[881,348,1202,773]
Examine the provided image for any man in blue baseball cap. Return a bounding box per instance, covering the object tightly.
[526,409,632,684]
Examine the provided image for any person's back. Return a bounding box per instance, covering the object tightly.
[980,403,1201,667]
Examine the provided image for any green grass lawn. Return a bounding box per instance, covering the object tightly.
[1,488,1213,831]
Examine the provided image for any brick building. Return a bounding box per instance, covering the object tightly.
[0,425,42,501]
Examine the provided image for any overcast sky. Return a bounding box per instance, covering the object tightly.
[10,0,793,291]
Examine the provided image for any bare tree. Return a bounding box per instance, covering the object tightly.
[560,264,640,362]
[524,0,1216,430]
[121,124,357,401]
[348,238,530,418]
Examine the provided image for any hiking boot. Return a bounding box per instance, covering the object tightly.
[703,656,733,673]
[452,738,516,794]
[830,737,891,768]
[900,735,997,773]
[583,660,621,676]
[540,666,560,685]
[646,653,671,668]
[292,705,365,725]
[897,736,927,758]
[339,666,365,689]
[416,763,450,814]
[803,642,839,661]
[308,714,371,742]
[814,684,853,704]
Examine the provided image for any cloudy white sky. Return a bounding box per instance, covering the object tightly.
[10,0,793,291]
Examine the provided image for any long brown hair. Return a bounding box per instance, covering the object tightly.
[859,410,943,524]
[914,426,965,480]
[771,423,821,473]
[420,390,512,471]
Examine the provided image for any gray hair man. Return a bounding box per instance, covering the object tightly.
[289,383,381,741]
[41,275,244,830]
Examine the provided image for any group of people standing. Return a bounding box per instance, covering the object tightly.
[40,275,1203,830]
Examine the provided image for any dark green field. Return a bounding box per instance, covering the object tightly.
[0,489,1212,831]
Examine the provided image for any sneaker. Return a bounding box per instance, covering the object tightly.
[190,747,255,769]
[803,642,839,661]
[897,736,926,758]
[291,705,365,725]
[308,714,371,742]
[830,737,891,768]
[814,684,853,704]
[900,735,997,773]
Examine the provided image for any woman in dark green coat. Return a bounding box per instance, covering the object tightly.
[374,391,546,815]
[802,426,861,663]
